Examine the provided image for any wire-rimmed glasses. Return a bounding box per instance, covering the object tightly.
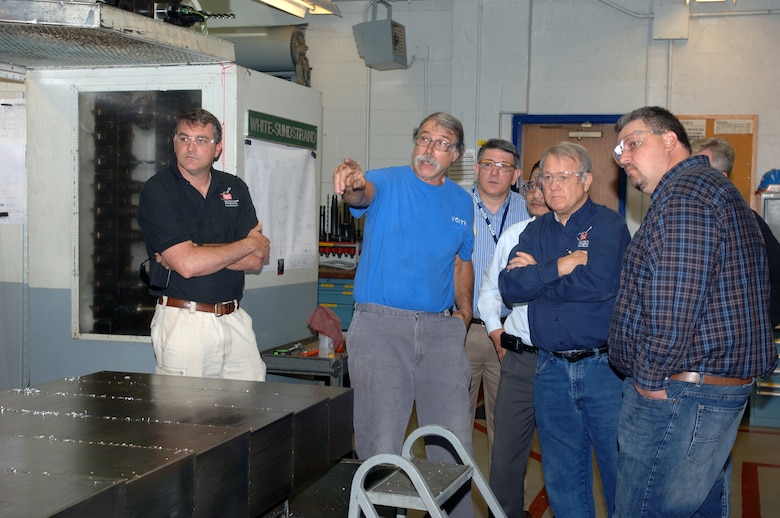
[478,159,516,173]
[613,130,655,164]
[413,135,454,152]
[174,134,216,146]
[536,171,587,186]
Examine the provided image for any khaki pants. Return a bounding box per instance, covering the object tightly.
[150,298,266,381]
[465,323,501,457]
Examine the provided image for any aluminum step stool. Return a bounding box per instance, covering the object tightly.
[347,424,506,518]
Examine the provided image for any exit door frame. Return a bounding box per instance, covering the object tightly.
[511,114,626,217]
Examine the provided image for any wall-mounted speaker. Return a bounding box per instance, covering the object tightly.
[352,1,407,71]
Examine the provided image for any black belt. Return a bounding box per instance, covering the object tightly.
[551,344,608,363]
[500,332,538,354]
[471,316,507,326]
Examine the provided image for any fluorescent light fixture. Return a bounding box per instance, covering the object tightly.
[0,63,25,82]
[307,0,341,16]
[255,0,342,18]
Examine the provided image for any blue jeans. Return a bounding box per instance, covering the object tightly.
[534,349,622,518]
[615,376,753,518]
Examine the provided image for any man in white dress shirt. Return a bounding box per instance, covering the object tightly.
[478,167,548,517]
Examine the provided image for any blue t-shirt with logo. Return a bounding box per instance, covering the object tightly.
[351,165,474,312]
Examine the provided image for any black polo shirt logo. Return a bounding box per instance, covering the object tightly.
[221,187,239,208]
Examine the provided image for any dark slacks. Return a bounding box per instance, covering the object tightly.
[490,348,537,516]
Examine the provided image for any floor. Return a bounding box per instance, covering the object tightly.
[406,397,780,518]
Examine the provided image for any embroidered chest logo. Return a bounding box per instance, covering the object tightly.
[451,216,468,226]
[221,187,239,208]
[577,226,592,249]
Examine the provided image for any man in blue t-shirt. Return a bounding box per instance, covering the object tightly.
[333,112,475,518]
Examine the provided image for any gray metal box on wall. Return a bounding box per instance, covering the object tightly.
[761,192,780,238]
[353,18,407,71]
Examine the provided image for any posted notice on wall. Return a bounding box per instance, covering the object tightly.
[0,99,26,224]
[680,119,706,141]
[244,138,317,272]
[713,118,754,135]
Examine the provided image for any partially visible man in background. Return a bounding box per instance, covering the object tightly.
[689,137,734,177]
[610,107,777,517]
[467,138,527,459]
[479,168,548,517]
[692,137,780,327]
[138,108,270,381]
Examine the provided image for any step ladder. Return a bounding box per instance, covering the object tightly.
[347,424,507,518]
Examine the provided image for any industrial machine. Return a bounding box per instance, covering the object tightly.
[0,0,321,367]
[0,4,353,514]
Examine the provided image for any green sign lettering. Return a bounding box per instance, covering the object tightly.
[247,110,318,150]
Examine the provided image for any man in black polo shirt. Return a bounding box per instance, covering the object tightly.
[137,108,270,381]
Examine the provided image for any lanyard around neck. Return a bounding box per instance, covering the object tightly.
[472,188,510,245]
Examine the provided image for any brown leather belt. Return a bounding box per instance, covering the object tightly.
[158,296,237,316]
[669,371,753,386]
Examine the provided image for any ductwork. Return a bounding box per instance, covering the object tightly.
[0,0,234,71]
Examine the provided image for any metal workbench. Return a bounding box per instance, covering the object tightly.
[262,336,349,387]
[0,371,353,517]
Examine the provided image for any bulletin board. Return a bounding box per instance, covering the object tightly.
[678,115,757,208]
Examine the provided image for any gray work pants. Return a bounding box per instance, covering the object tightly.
[348,302,474,518]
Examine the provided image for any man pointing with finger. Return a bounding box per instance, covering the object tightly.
[334,112,476,517]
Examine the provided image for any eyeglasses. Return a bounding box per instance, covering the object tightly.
[478,159,516,173]
[414,135,455,152]
[139,257,171,291]
[175,134,216,146]
[536,171,587,186]
[613,130,655,164]
[518,180,539,196]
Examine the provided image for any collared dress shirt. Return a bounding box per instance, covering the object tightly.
[609,155,778,391]
[470,187,528,320]
[499,198,630,353]
[478,218,535,342]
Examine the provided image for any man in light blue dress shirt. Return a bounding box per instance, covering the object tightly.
[466,138,527,458]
